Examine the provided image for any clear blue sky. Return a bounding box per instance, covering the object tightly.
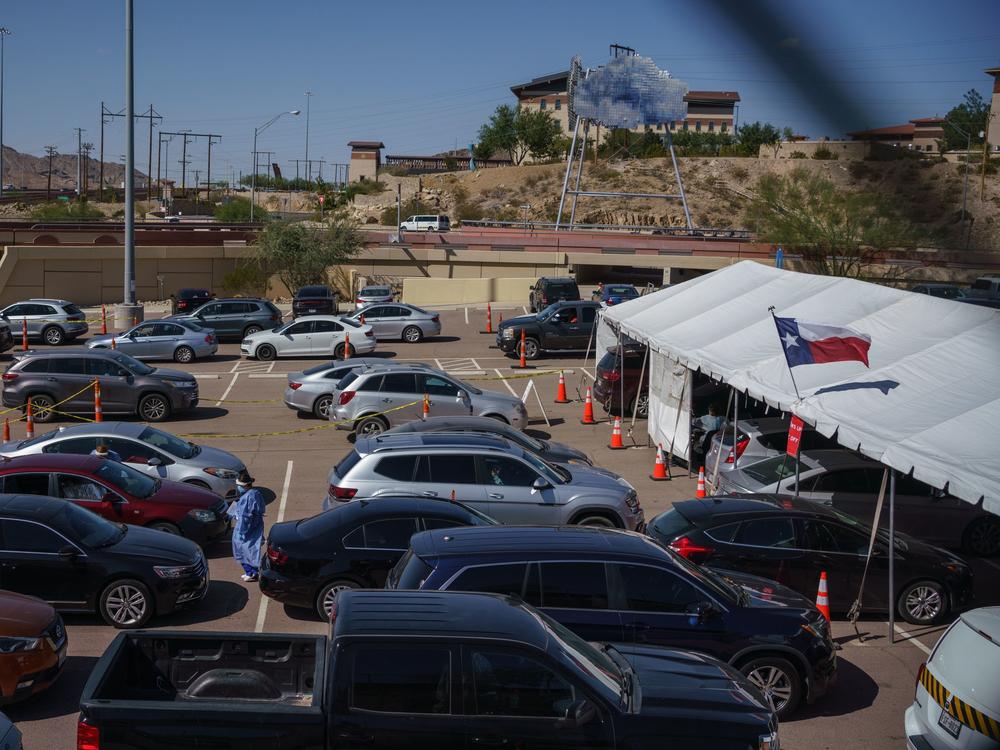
[1,0,997,181]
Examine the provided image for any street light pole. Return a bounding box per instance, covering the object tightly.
[305,91,312,184]
[118,0,143,328]
[0,28,11,198]
[250,109,300,222]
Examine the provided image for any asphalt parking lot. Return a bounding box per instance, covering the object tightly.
[6,303,1000,749]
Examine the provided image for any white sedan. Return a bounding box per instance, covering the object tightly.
[240,316,376,360]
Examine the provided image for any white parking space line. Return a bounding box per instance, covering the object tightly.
[891,623,933,655]
[464,307,469,325]
[980,558,1000,574]
[434,358,443,369]
[248,374,289,379]
[470,358,481,370]
[215,373,239,407]
[580,367,595,379]
[255,460,294,634]
[494,369,519,397]
[522,306,528,314]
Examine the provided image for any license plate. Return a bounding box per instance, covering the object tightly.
[938,708,962,739]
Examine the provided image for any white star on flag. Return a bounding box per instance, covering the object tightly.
[782,332,799,349]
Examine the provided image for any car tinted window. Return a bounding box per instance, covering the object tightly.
[428,455,476,484]
[88,358,128,377]
[298,286,329,297]
[153,323,185,336]
[337,370,361,389]
[333,450,362,479]
[313,320,342,333]
[42,436,98,455]
[3,304,26,316]
[450,563,528,598]
[547,283,579,297]
[481,456,537,487]
[420,375,459,397]
[362,518,419,550]
[381,373,417,393]
[350,645,451,714]
[893,473,933,496]
[342,526,364,548]
[389,549,434,589]
[422,516,469,531]
[813,468,881,493]
[470,649,574,717]
[221,302,248,315]
[539,562,608,609]
[802,520,869,554]
[704,521,740,543]
[614,563,704,613]
[107,438,159,464]
[2,473,50,495]
[57,474,109,502]
[374,455,417,481]
[0,519,64,553]
[581,306,597,323]
[196,304,220,316]
[283,321,313,335]
[647,507,695,542]
[18,358,49,374]
[132,323,157,337]
[395,306,412,317]
[734,518,796,548]
[357,375,383,392]
[47,357,88,375]
[742,456,799,485]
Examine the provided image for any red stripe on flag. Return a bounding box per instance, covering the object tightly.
[807,336,871,367]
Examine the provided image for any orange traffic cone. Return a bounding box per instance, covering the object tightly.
[25,401,34,440]
[816,571,831,622]
[343,332,351,360]
[650,444,669,481]
[93,379,103,423]
[422,393,430,420]
[110,336,117,350]
[609,416,625,449]
[450,489,456,502]
[554,370,569,403]
[481,303,493,335]
[2,418,9,443]
[580,386,596,425]
[511,328,533,370]
[696,466,707,498]
[101,305,107,335]
[21,319,27,351]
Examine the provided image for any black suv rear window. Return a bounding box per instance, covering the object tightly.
[298,286,330,297]
[647,508,695,543]
[546,282,579,298]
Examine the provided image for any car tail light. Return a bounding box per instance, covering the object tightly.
[204,334,214,344]
[725,438,751,463]
[604,370,621,382]
[329,599,339,623]
[289,381,302,390]
[2,372,17,382]
[329,485,357,501]
[541,295,548,305]
[356,298,363,304]
[669,536,714,561]
[77,720,100,750]
[270,314,281,322]
[266,544,288,566]
[432,315,439,323]
[339,390,356,405]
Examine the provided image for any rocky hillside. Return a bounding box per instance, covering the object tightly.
[0,145,144,190]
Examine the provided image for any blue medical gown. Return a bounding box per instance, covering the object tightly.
[228,488,265,567]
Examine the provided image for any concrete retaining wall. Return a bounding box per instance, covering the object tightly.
[401,277,535,305]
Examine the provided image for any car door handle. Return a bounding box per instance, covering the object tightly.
[381,398,393,403]
[422,491,438,497]
[488,493,503,499]
[472,736,509,747]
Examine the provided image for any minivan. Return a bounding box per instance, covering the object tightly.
[399,214,450,231]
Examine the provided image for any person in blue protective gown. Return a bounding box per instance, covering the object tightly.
[228,471,266,582]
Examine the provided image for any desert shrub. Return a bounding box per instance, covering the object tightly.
[813,147,838,160]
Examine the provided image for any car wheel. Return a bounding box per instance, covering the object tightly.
[898,580,948,625]
[99,579,153,629]
[256,344,277,361]
[42,326,64,346]
[574,514,621,529]
[27,394,56,423]
[402,325,423,343]
[334,343,355,360]
[148,521,181,535]
[313,394,334,420]
[739,656,802,719]
[173,345,195,363]
[630,392,649,419]
[355,415,388,436]
[962,515,1000,556]
[315,579,359,621]
[138,393,171,422]
[523,337,541,360]
[243,325,262,337]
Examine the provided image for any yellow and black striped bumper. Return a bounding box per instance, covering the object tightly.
[919,666,1000,741]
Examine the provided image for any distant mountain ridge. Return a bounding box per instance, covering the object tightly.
[0,144,145,190]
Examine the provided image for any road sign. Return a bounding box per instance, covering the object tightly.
[787,415,804,457]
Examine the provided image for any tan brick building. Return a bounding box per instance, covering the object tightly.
[847,117,945,153]
[986,67,1000,152]
[348,141,384,182]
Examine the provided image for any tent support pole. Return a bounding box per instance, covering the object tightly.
[665,364,688,478]
[888,469,896,645]
[709,388,734,491]
[732,388,739,470]
[630,344,649,435]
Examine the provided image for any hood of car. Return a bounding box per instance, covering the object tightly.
[87,333,122,347]
[611,643,772,720]
[193,445,245,472]
[472,390,525,410]
[151,478,220,508]
[0,590,56,635]
[149,367,196,382]
[543,440,591,464]
[707,567,817,611]
[556,464,634,495]
[105,523,201,564]
[498,314,536,330]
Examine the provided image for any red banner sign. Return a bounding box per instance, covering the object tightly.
[787,416,804,457]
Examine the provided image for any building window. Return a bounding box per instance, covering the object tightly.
[539,99,547,110]
[669,121,675,130]
[683,121,689,131]
[695,121,702,132]
[721,123,728,133]
[554,98,561,110]
[657,124,663,131]
[708,121,715,132]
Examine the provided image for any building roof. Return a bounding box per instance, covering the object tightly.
[685,90,741,103]
[848,123,914,138]
[347,141,385,150]
[985,67,1000,77]
[910,117,945,125]
[510,70,570,96]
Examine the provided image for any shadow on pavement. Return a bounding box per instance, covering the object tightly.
[283,603,322,622]
[4,655,99,721]
[203,354,243,363]
[785,654,879,721]
[172,407,230,422]
[428,336,462,344]
[155,580,250,625]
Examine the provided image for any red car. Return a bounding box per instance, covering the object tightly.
[0,454,228,545]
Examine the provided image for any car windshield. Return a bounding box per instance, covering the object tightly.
[337,370,361,390]
[57,501,124,548]
[95,460,160,499]
[109,351,154,376]
[139,426,198,459]
[184,322,206,332]
[448,375,482,396]
[362,287,390,296]
[741,455,803,486]
[15,431,60,449]
[519,450,565,484]
[341,317,361,328]
[527,607,622,695]
[303,362,344,377]
[606,286,635,295]
[536,303,562,320]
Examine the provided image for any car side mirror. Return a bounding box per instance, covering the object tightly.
[560,699,596,729]
[147,456,162,467]
[685,600,719,624]
[532,476,551,491]
[58,545,79,560]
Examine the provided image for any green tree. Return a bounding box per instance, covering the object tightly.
[745,168,921,278]
[214,197,267,222]
[476,104,561,164]
[940,90,989,152]
[736,121,782,157]
[251,218,363,294]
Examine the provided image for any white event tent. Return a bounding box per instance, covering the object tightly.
[599,261,1000,514]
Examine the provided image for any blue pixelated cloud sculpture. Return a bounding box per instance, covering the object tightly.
[572,55,688,129]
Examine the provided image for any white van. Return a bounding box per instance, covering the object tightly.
[400,214,450,232]
[905,606,1000,749]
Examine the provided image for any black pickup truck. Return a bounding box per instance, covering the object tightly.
[78,591,778,750]
[497,300,602,360]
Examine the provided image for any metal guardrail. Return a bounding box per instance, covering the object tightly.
[458,219,753,239]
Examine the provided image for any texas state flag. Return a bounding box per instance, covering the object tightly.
[773,316,871,368]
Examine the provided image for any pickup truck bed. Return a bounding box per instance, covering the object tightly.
[80,632,326,750]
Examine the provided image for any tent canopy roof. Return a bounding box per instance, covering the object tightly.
[602,262,1000,512]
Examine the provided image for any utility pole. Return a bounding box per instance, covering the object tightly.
[304,91,313,184]
[193,169,201,198]
[121,0,140,321]
[180,130,191,192]
[0,28,11,197]
[102,103,161,195]
[43,146,57,199]
[74,127,85,195]
[81,142,93,196]
[206,135,219,200]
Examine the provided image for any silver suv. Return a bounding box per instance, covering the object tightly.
[323,433,644,529]
[329,366,527,435]
[284,358,432,419]
[0,299,89,345]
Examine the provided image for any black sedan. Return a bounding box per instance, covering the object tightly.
[292,285,339,317]
[0,494,208,628]
[645,494,974,626]
[260,497,495,620]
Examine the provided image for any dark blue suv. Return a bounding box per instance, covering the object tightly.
[387,525,837,718]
